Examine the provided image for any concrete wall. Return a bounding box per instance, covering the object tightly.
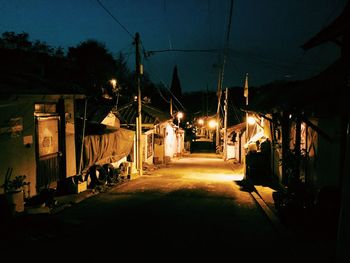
[0,100,36,196]
[154,142,164,163]
[64,98,77,177]
[0,95,82,197]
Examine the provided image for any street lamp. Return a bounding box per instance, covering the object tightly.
[110,79,117,90]
[177,112,183,127]
[208,119,217,129]
[110,78,120,110]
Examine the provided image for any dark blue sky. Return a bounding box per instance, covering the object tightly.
[0,0,347,92]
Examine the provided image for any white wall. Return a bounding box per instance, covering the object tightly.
[164,123,177,158]
[142,130,154,165]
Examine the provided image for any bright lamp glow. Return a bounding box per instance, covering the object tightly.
[110,79,117,88]
[198,119,204,125]
[247,116,256,125]
[208,119,217,129]
[176,112,184,126]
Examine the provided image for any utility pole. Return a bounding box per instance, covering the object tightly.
[244,73,249,142]
[215,0,234,154]
[215,69,222,153]
[78,97,88,175]
[135,32,143,176]
[170,98,173,116]
[223,87,228,160]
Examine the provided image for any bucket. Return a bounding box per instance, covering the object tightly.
[6,190,24,213]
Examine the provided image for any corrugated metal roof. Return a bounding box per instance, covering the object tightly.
[116,101,171,125]
[75,97,115,124]
[227,122,246,133]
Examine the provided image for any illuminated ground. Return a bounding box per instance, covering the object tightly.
[1,153,334,262]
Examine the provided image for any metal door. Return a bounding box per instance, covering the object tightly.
[36,116,61,191]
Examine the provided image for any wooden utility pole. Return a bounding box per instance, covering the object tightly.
[215,0,233,153]
[223,87,228,160]
[294,116,301,183]
[215,69,222,152]
[135,32,143,176]
[281,111,290,185]
[244,73,249,141]
[78,97,88,175]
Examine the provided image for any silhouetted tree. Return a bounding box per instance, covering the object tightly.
[0,31,63,56]
[0,32,82,94]
[67,40,117,95]
[112,52,133,104]
[0,31,166,104]
[0,31,32,50]
[31,40,54,55]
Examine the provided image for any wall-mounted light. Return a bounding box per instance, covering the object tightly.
[247,116,256,125]
[177,112,183,126]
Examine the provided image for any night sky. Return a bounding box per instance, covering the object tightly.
[0,0,347,92]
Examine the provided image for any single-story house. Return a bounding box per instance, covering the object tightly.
[117,101,184,165]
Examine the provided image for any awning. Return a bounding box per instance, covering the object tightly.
[244,131,265,148]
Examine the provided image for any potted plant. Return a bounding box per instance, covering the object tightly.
[1,168,28,213]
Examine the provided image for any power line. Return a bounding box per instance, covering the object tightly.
[144,48,220,58]
[122,45,135,65]
[156,83,171,104]
[96,0,134,39]
[229,99,242,123]
[141,48,187,111]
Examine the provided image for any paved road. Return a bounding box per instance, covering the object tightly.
[2,153,314,261]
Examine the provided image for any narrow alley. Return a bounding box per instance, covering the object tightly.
[1,153,330,262]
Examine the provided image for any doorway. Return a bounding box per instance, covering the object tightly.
[35,115,61,191]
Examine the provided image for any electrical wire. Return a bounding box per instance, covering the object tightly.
[144,48,220,57]
[142,56,186,110]
[96,0,134,39]
[156,83,171,104]
[229,99,242,123]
